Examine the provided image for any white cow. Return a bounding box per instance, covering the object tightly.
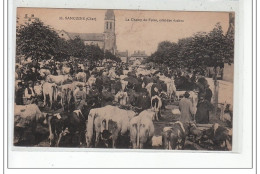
[86,75,96,88]
[86,106,136,148]
[46,75,72,85]
[114,91,128,106]
[39,69,51,78]
[145,82,154,97]
[14,104,47,143]
[42,82,58,108]
[76,72,87,82]
[61,66,71,75]
[129,111,154,149]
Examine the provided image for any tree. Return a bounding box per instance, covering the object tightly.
[67,36,86,59]
[54,38,70,61]
[104,50,121,62]
[16,20,60,62]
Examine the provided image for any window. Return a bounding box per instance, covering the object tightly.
[25,14,28,18]
[31,14,34,17]
[110,22,112,29]
[106,22,108,29]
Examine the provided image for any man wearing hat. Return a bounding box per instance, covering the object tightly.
[204,84,213,103]
[74,84,86,110]
[15,82,24,105]
[24,81,36,104]
[195,95,213,124]
[178,91,194,123]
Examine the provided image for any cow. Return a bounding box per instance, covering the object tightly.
[39,69,51,79]
[58,84,75,110]
[120,80,128,91]
[202,123,232,151]
[85,105,136,148]
[220,102,233,128]
[47,110,87,147]
[46,75,73,85]
[151,95,162,121]
[71,81,86,91]
[61,66,71,75]
[114,91,128,106]
[86,75,96,88]
[14,104,47,145]
[34,82,43,97]
[165,79,176,100]
[42,82,58,108]
[85,106,109,148]
[145,82,154,97]
[103,108,136,148]
[76,72,87,82]
[138,109,156,121]
[129,111,155,149]
[162,121,186,150]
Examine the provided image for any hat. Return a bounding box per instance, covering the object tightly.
[184,91,190,98]
[17,82,23,86]
[28,81,33,84]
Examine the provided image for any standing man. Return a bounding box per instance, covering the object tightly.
[15,82,24,105]
[74,84,86,110]
[24,81,36,104]
[195,96,213,124]
[204,84,213,103]
[179,91,194,123]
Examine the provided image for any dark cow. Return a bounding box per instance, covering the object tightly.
[47,110,87,147]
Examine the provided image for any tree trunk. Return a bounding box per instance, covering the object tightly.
[213,67,219,118]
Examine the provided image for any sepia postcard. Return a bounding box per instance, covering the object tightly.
[14,8,234,151]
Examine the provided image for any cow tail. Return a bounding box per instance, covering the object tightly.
[106,118,108,130]
[136,122,140,148]
[51,86,55,103]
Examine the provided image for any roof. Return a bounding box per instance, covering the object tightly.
[105,10,115,20]
[116,51,128,57]
[131,51,148,57]
[67,32,104,41]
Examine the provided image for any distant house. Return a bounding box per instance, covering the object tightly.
[58,30,105,49]
[116,50,128,63]
[129,50,148,64]
[58,10,117,54]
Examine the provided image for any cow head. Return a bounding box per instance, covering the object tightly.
[42,112,49,125]
[67,75,73,81]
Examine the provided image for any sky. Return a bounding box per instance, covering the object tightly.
[17,8,230,56]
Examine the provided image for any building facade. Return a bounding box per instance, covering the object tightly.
[58,10,117,54]
[128,50,148,64]
[116,50,128,63]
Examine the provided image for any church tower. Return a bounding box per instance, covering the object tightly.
[104,10,116,54]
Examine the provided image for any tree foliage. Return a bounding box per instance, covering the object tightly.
[147,23,234,71]
[16,20,60,61]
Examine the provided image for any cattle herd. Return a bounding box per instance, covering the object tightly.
[14,58,232,150]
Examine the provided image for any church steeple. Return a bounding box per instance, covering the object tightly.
[104,10,116,54]
[104,10,115,33]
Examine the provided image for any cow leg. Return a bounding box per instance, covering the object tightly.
[95,132,100,147]
[155,112,159,121]
[49,93,53,109]
[43,94,46,106]
[132,142,137,149]
[139,143,144,149]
